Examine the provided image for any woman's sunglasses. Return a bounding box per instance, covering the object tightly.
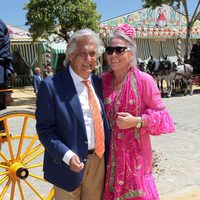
[105,46,130,55]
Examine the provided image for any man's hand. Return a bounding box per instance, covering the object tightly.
[116,112,137,129]
[5,94,13,106]
[69,155,84,173]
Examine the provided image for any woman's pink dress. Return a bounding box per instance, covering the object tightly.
[102,67,175,200]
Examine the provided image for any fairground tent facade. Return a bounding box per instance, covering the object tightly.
[99,4,200,62]
[8,25,67,77]
[8,25,45,76]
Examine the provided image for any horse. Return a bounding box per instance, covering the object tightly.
[147,57,177,97]
[137,58,148,73]
[147,57,194,97]
[173,63,193,96]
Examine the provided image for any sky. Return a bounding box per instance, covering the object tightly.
[0,0,199,30]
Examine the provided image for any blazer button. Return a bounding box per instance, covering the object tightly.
[83,159,87,164]
[85,141,88,144]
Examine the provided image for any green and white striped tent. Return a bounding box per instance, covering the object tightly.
[43,34,67,70]
[8,24,45,76]
[8,25,67,76]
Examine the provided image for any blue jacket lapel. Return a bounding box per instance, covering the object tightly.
[61,68,85,128]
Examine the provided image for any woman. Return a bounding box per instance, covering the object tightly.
[101,24,175,200]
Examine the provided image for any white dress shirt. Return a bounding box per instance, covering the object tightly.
[63,66,101,165]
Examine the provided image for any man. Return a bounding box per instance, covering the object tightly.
[0,19,14,131]
[0,19,14,87]
[44,64,53,78]
[35,29,110,200]
[191,39,200,73]
[32,67,42,94]
[191,39,200,59]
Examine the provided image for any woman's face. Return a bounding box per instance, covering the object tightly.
[106,37,133,74]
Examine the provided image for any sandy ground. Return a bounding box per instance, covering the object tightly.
[10,88,36,109]
[6,87,200,200]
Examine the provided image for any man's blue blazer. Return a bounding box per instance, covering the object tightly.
[32,75,42,93]
[35,67,110,192]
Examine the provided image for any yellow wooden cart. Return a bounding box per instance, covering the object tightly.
[0,89,54,199]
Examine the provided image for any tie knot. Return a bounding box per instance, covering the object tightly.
[82,80,90,88]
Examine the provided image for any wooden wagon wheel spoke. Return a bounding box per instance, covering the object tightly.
[23,149,44,165]
[0,108,54,200]
[3,119,15,161]
[26,163,43,169]
[24,143,44,159]
[16,116,29,161]
[24,179,45,200]
[28,143,43,154]
[19,134,38,163]
[0,171,8,176]
[17,180,25,200]
[0,151,11,166]
[29,173,47,182]
[0,179,11,199]
[10,180,16,200]
[0,175,9,185]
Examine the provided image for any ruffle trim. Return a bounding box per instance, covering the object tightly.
[142,108,176,135]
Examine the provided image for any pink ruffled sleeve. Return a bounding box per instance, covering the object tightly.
[140,72,176,135]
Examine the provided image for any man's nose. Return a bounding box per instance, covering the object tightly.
[85,54,93,61]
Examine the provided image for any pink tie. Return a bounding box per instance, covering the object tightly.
[82,80,105,158]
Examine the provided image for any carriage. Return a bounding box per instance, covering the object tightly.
[187,55,200,86]
[0,19,55,199]
[143,56,200,97]
[192,74,200,85]
[0,89,55,199]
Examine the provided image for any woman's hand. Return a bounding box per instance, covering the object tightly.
[116,112,138,129]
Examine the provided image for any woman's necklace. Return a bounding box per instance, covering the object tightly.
[109,72,128,129]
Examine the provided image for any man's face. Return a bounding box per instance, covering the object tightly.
[35,68,40,75]
[68,37,98,79]
[46,66,51,72]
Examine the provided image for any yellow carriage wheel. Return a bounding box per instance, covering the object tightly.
[0,108,54,200]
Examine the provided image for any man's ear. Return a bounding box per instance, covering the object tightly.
[68,53,73,62]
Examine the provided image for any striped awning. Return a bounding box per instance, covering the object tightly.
[136,38,196,60]
[10,42,43,69]
[7,25,32,42]
[51,41,67,54]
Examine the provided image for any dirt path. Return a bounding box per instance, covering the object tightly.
[9,89,36,109]
[7,88,200,200]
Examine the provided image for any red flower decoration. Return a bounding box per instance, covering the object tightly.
[115,24,135,38]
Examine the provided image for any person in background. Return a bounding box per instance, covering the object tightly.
[35,28,110,200]
[44,64,54,78]
[190,39,200,73]
[101,24,175,200]
[32,67,42,94]
[0,19,14,132]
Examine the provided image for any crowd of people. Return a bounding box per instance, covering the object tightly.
[32,64,54,95]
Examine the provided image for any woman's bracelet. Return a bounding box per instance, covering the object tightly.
[135,116,145,128]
